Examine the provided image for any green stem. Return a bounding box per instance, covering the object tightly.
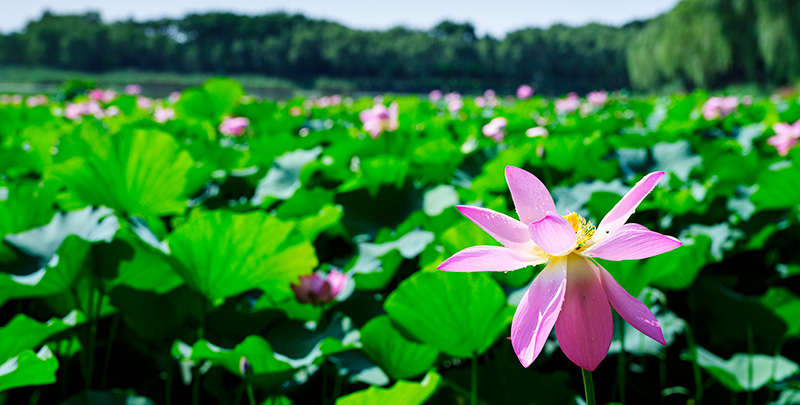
[660,353,667,405]
[471,355,478,405]
[192,303,207,405]
[746,323,754,405]
[616,315,626,404]
[246,380,256,405]
[100,313,120,390]
[70,288,88,386]
[166,362,172,405]
[581,368,596,405]
[684,324,703,405]
[767,336,786,404]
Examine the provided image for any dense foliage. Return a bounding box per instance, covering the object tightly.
[1,79,800,404]
[2,0,798,93]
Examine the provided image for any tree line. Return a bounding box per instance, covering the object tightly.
[0,0,797,94]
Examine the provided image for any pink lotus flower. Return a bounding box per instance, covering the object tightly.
[289,106,303,117]
[154,107,175,123]
[429,90,443,102]
[555,92,580,114]
[89,89,116,103]
[702,96,738,120]
[438,167,682,371]
[448,98,464,113]
[105,106,120,117]
[330,94,342,105]
[768,121,800,156]
[587,91,608,107]
[359,102,399,139]
[482,117,508,141]
[517,85,534,99]
[219,116,250,137]
[125,84,143,95]
[484,89,496,98]
[291,269,349,305]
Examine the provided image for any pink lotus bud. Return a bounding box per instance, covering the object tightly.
[239,357,253,376]
[291,269,349,305]
[517,85,534,99]
[219,117,250,137]
[482,117,508,141]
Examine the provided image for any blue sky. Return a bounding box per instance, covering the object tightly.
[1,0,680,36]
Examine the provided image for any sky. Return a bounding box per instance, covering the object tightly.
[0,0,681,37]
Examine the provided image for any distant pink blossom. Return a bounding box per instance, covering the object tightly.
[291,269,349,305]
[289,106,303,117]
[25,95,48,107]
[768,121,800,156]
[168,91,181,104]
[484,89,496,98]
[154,107,175,123]
[439,167,680,370]
[125,84,143,95]
[330,94,342,105]
[445,92,461,103]
[517,85,534,99]
[137,96,153,110]
[105,106,120,117]
[448,98,464,113]
[219,116,250,137]
[359,102,399,139]
[587,91,608,107]
[429,90,443,102]
[89,89,116,103]
[555,92,580,114]
[526,127,548,138]
[482,117,508,141]
[702,96,738,120]
[65,100,105,120]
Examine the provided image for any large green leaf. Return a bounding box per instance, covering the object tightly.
[360,315,439,380]
[167,210,317,300]
[0,347,59,392]
[384,271,512,358]
[0,311,82,363]
[336,372,441,405]
[51,130,196,216]
[683,347,799,392]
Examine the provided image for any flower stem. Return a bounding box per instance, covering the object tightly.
[246,380,256,405]
[471,355,478,405]
[581,368,596,405]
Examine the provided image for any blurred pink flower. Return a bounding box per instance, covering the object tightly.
[768,121,800,156]
[359,102,399,139]
[555,92,580,114]
[105,106,120,117]
[125,84,143,95]
[25,95,48,107]
[484,89,496,98]
[137,96,153,110]
[168,91,181,104]
[154,107,175,123]
[702,96,738,120]
[439,167,680,370]
[289,106,303,117]
[429,90,443,102]
[219,116,250,137]
[89,89,116,103]
[587,91,608,107]
[65,101,105,120]
[291,269,349,305]
[330,94,342,105]
[517,85,534,99]
[482,117,508,141]
[526,127,548,138]
[475,96,487,108]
